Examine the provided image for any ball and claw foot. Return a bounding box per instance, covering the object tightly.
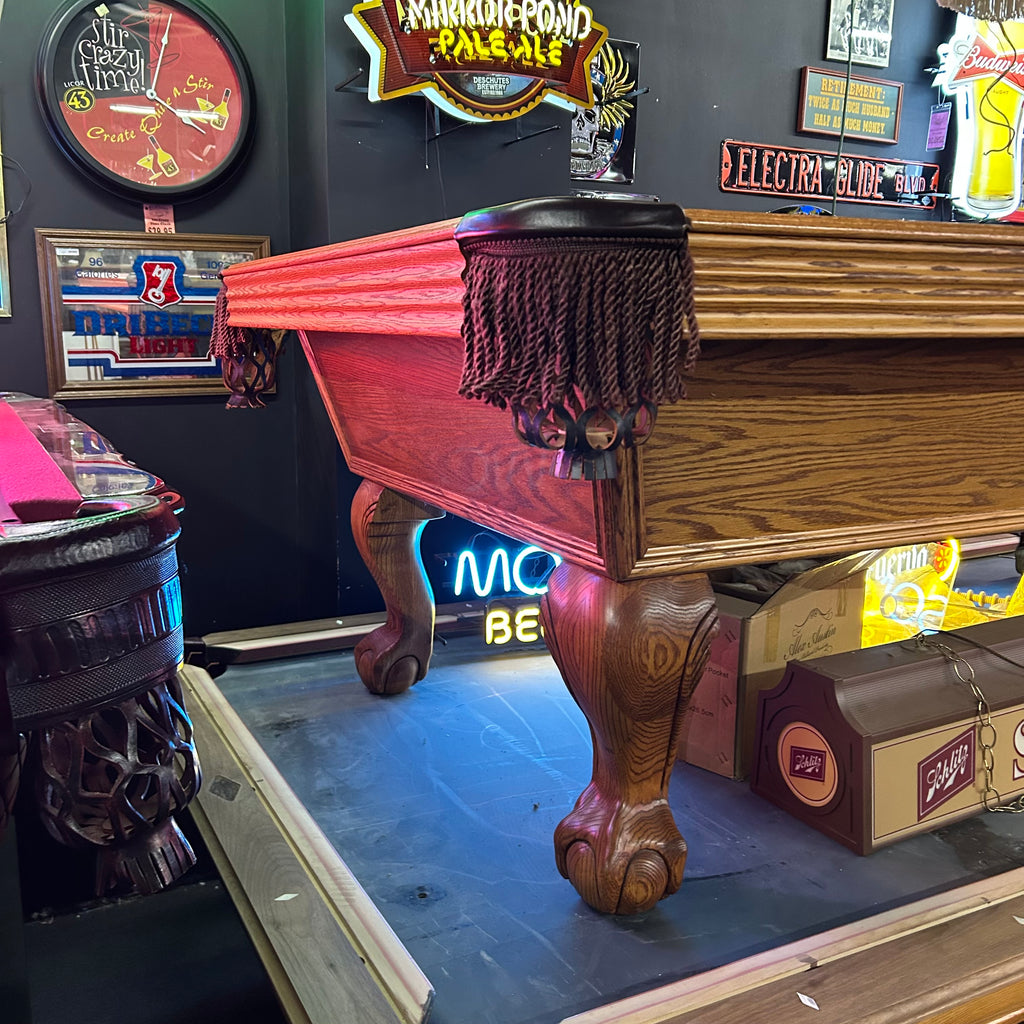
[354,627,425,695]
[554,783,688,915]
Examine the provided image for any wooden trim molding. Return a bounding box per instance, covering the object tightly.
[223,209,1024,342]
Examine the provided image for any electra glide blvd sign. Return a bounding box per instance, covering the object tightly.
[345,0,608,121]
[720,139,939,209]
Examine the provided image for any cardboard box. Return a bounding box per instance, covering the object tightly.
[680,553,875,780]
[679,539,988,780]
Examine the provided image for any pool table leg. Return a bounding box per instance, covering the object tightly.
[351,480,445,695]
[541,563,718,914]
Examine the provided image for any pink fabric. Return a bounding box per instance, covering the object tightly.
[0,404,82,523]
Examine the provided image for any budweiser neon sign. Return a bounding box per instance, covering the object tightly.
[950,39,1024,92]
[936,15,1024,219]
[345,0,607,121]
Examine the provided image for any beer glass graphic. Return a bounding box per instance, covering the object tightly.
[968,22,1024,210]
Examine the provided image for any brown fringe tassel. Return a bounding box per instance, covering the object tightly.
[934,0,1024,18]
[458,235,700,411]
[210,285,250,360]
[209,285,281,409]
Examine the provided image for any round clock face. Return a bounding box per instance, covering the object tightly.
[37,0,255,201]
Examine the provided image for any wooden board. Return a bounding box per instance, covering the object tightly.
[636,334,1024,572]
[181,665,434,1024]
[224,209,1024,342]
[560,867,1024,1024]
[299,329,604,572]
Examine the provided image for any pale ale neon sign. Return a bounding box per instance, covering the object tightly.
[345,0,607,121]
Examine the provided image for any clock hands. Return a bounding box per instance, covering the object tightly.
[144,89,207,133]
[146,13,206,134]
[150,12,171,95]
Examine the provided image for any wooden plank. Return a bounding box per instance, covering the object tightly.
[560,866,1024,1024]
[188,799,313,1024]
[634,334,1024,569]
[181,665,433,1024]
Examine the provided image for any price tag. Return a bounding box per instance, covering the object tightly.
[144,204,176,234]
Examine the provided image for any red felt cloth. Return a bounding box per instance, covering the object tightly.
[0,403,82,523]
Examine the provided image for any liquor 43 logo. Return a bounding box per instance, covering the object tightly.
[134,256,184,308]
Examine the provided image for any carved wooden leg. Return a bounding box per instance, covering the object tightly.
[541,564,718,914]
[351,480,445,695]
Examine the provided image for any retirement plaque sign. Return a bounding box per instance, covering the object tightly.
[798,66,902,144]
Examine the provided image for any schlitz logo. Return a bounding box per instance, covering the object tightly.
[918,727,975,820]
[788,745,827,782]
[136,258,182,308]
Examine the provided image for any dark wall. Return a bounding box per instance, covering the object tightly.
[0,0,341,636]
[323,0,956,236]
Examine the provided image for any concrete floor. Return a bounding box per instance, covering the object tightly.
[213,633,1024,1024]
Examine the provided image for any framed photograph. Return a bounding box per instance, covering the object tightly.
[35,229,269,399]
[826,0,895,68]
[0,121,12,318]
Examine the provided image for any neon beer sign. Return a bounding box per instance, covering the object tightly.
[454,543,562,598]
[936,15,1024,219]
[345,0,608,121]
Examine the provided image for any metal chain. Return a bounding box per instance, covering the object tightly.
[913,633,1024,814]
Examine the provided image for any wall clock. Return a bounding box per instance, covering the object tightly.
[37,0,255,201]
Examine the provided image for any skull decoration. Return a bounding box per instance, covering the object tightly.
[571,103,601,158]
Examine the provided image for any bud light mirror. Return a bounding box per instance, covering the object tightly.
[34,228,269,399]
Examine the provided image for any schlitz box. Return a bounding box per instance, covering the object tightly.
[751,617,1024,854]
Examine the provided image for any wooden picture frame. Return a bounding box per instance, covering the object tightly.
[35,228,269,399]
[0,121,12,318]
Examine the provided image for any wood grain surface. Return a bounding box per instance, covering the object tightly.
[637,334,1024,571]
[223,208,1024,341]
[541,564,718,914]
[182,665,433,1024]
[350,481,444,695]
[298,328,604,571]
[225,209,1024,580]
[687,209,1024,340]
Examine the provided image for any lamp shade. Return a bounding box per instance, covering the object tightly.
[936,0,1024,20]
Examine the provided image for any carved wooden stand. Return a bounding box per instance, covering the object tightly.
[0,497,200,895]
[351,484,718,914]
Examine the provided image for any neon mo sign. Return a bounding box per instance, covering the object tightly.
[453,544,562,598]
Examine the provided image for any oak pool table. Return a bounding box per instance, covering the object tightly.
[220,201,1024,915]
